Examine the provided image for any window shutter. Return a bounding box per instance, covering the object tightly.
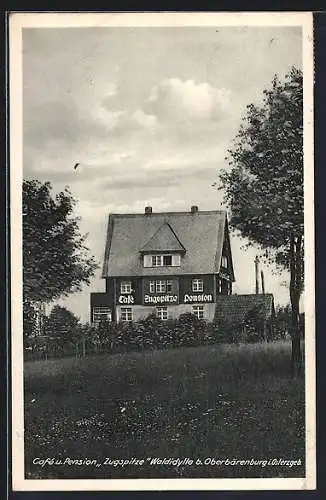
[172,254,181,266]
[143,255,151,267]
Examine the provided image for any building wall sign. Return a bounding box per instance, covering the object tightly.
[144,294,178,305]
[184,293,213,303]
[118,294,135,304]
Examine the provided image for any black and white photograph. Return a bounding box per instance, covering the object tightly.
[10,12,315,491]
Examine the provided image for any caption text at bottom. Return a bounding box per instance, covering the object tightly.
[32,457,302,469]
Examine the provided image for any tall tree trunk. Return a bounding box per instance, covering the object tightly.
[289,235,303,377]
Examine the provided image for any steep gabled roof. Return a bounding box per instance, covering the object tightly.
[140,222,186,253]
[102,210,234,278]
[214,294,275,328]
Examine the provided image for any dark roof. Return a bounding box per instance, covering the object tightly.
[214,294,275,328]
[140,222,186,253]
[102,210,235,278]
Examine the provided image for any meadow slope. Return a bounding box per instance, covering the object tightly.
[24,341,305,479]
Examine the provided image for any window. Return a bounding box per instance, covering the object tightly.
[221,255,228,268]
[192,278,203,292]
[92,307,112,324]
[192,305,204,320]
[163,255,172,266]
[120,281,132,294]
[156,280,166,293]
[148,280,173,294]
[151,254,173,267]
[172,254,181,266]
[156,307,168,321]
[120,307,132,322]
[152,255,162,267]
[144,254,180,267]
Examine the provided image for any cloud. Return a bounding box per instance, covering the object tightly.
[111,108,158,135]
[23,87,119,155]
[131,109,157,130]
[24,100,89,148]
[100,174,178,191]
[144,78,232,124]
[97,164,220,191]
[108,197,188,214]
[97,104,158,137]
[142,148,225,171]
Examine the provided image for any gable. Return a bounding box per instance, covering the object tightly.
[140,222,186,253]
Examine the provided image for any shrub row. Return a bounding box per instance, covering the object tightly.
[93,313,211,352]
[86,312,265,354]
[24,312,269,360]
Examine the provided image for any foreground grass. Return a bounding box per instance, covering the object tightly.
[24,341,305,479]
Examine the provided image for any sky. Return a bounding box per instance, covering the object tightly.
[22,24,303,322]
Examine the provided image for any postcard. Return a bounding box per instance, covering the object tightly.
[10,11,315,491]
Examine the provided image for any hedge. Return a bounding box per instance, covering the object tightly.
[90,313,235,354]
[24,312,270,360]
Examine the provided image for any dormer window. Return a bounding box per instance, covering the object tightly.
[140,222,185,268]
[151,254,173,267]
[144,254,180,267]
[151,255,160,267]
[163,255,172,266]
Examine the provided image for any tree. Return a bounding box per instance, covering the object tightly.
[243,305,265,343]
[23,180,98,304]
[23,300,38,338]
[274,304,292,340]
[218,67,304,375]
[44,305,82,355]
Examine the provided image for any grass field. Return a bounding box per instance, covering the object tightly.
[24,341,305,479]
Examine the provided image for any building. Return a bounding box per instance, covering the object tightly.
[90,205,235,324]
[214,293,275,340]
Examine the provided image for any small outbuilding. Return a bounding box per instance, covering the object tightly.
[214,293,275,342]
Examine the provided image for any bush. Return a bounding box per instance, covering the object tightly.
[27,309,269,360]
[87,312,215,354]
[243,306,265,343]
[23,300,38,339]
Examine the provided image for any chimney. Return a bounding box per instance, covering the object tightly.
[190,205,198,214]
[261,270,265,295]
[145,206,152,214]
[254,256,260,294]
